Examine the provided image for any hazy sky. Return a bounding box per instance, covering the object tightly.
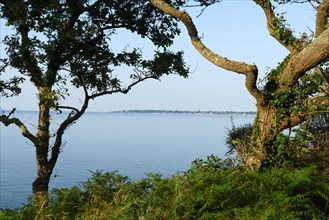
[0,1,315,112]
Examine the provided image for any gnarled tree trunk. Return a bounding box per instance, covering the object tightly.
[245,104,277,171]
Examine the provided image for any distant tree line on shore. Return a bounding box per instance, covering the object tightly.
[111,110,256,115]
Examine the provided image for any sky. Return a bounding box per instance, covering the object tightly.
[0,0,316,112]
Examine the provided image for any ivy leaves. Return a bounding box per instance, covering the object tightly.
[261,60,328,122]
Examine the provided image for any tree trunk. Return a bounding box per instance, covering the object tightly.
[246,103,278,171]
[32,86,53,208]
[32,147,52,208]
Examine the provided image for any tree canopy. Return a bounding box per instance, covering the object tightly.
[0,0,188,98]
[0,0,189,207]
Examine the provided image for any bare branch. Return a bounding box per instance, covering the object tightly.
[55,106,79,114]
[49,101,89,169]
[307,0,318,10]
[149,0,254,74]
[149,0,266,106]
[89,75,157,99]
[48,73,91,169]
[0,59,9,72]
[0,109,38,145]
[7,108,16,118]
[99,24,129,31]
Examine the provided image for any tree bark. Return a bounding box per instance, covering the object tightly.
[243,103,277,171]
[32,86,53,208]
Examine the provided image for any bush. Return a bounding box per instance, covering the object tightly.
[225,118,253,165]
[1,156,328,219]
[303,113,329,174]
[225,114,329,171]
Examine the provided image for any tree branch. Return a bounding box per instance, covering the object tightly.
[0,109,38,145]
[0,59,9,72]
[62,33,104,66]
[16,1,43,85]
[89,75,157,99]
[46,0,107,84]
[48,73,90,169]
[279,91,329,131]
[55,106,79,114]
[148,0,266,105]
[315,0,329,37]
[279,28,329,86]
[316,66,329,86]
[254,0,301,54]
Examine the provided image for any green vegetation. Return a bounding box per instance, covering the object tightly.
[1,0,328,208]
[226,113,329,172]
[1,115,329,219]
[1,156,328,219]
[0,0,188,206]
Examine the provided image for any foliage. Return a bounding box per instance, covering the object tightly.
[0,0,189,204]
[1,156,328,219]
[291,113,329,174]
[225,118,253,165]
[0,0,189,96]
[226,113,329,171]
[266,113,329,170]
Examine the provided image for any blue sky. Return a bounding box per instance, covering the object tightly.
[0,1,315,112]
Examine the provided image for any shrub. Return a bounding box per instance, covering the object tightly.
[1,157,328,219]
[225,118,253,165]
[225,114,329,171]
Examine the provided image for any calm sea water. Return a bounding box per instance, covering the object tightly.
[0,111,254,209]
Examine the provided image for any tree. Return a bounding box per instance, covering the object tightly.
[149,0,329,170]
[0,0,188,207]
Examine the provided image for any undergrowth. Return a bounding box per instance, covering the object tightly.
[1,155,328,219]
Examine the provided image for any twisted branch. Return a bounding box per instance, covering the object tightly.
[148,0,266,106]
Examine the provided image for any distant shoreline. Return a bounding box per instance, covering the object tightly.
[2,109,256,116]
[110,110,256,116]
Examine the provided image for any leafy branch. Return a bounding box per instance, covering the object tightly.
[254,0,303,53]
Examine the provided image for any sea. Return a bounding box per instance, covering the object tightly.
[0,111,254,209]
